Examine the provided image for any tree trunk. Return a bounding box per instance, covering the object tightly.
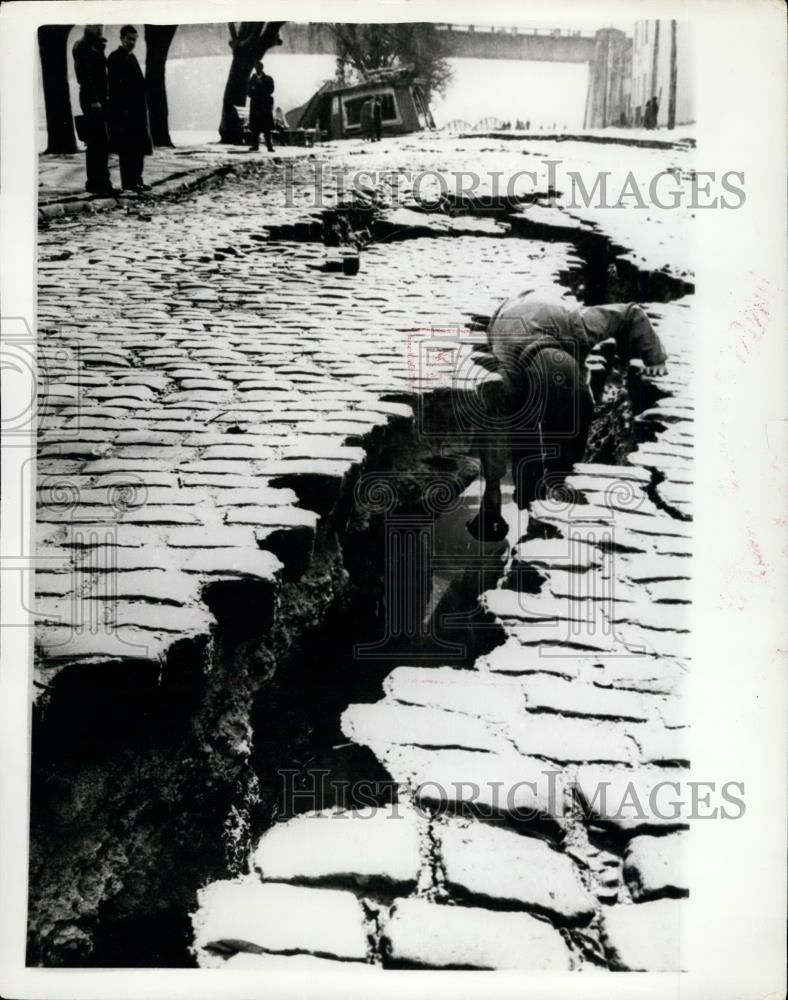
[38,25,77,154]
[650,19,661,109]
[668,20,678,130]
[218,21,285,144]
[145,25,178,148]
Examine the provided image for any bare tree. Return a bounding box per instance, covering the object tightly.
[218,21,285,143]
[144,25,178,148]
[328,23,452,99]
[38,25,77,154]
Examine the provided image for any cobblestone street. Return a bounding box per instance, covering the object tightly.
[33,133,694,969]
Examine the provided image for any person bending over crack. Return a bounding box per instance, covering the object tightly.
[467,292,667,542]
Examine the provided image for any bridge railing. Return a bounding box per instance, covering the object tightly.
[435,24,597,37]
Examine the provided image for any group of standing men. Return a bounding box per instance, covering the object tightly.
[72,24,152,195]
[360,97,384,142]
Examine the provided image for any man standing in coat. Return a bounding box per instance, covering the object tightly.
[467,292,668,540]
[72,24,115,195]
[372,96,383,141]
[248,61,275,152]
[107,25,153,192]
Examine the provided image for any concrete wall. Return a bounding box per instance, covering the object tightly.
[583,29,632,128]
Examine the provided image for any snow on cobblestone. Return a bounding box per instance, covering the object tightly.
[37,136,694,970]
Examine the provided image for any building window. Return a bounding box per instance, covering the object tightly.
[343,91,399,127]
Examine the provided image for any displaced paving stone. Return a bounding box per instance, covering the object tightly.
[645,578,692,603]
[86,569,200,604]
[658,695,689,729]
[384,896,571,970]
[439,819,594,921]
[505,622,624,654]
[571,462,651,483]
[613,621,689,660]
[193,878,369,963]
[225,506,320,528]
[612,599,690,633]
[379,745,558,819]
[37,597,213,634]
[624,832,688,901]
[35,624,172,666]
[477,636,580,678]
[510,712,637,764]
[254,804,421,888]
[341,701,504,754]
[179,547,282,580]
[482,590,593,623]
[602,898,688,970]
[574,765,691,830]
[628,723,689,765]
[511,538,604,573]
[383,666,524,721]
[584,656,687,697]
[521,674,650,721]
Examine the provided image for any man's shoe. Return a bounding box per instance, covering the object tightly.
[248,146,259,152]
[135,182,152,192]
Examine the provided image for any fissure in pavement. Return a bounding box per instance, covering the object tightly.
[30,159,689,968]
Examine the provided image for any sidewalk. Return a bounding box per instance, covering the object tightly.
[37,141,321,219]
[456,124,695,150]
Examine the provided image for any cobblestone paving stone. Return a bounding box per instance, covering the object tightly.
[35,135,694,970]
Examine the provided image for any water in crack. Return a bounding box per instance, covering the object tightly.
[248,473,512,829]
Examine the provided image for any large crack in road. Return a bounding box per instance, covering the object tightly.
[31,140,694,968]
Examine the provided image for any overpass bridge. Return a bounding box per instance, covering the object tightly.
[432,24,596,62]
[169,22,598,63]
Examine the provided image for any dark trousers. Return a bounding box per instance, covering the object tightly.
[118,150,144,190]
[481,345,594,506]
[374,120,382,141]
[250,130,273,151]
[84,127,110,193]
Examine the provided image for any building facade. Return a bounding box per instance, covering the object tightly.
[586,20,694,129]
[630,19,694,127]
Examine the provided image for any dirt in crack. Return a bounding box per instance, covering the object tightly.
[249,475,509,828]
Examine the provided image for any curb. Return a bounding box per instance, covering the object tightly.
[459,131,695,151]
[37,162,243,223]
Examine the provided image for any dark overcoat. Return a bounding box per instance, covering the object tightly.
[248,72,275,131]
[72,36,108,114]
[107,47,153,155]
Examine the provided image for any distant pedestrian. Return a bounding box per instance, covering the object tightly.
[644,97,659,130]
[248,61,275,152]
[72,24,115,195]
[107,26,153,192]
[360,98,374,141]
[372,97,383,141]
[526,119,530,130]
[650,95,660,129]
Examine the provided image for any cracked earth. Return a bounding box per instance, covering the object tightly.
[32,134,693,969]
